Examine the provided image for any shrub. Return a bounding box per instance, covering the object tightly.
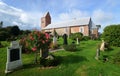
[99,52,109,63]
[50,43,60,50]
[63,44,77,52]
[83,36,91,41]
[0,31,10,41]
[19,36,31,53]
[102,25,120,47]
[40,55,60,67]
[0,42,3,48]
[113,51,120,64]
[70,32,83,41]
[104,42,112,51]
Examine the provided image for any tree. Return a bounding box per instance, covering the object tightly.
[0,21,3,28]
[102,24,120,47]
[11,25,20,36]
[10,25,20,40]
[96,25,101,29]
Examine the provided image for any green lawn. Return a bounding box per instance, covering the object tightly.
[0,39,120,76]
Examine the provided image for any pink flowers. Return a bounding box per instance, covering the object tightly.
[28,30,51,52]
[45,33,50,39]
[32,47,37,51]
[42,40,45,44]
[30,35,34,41]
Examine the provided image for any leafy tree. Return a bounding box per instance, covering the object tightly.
[10,25,20,36]
[0,31,9,41]
[0,25,21,41]
[102,25,120,47]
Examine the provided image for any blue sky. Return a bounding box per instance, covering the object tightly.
[0,0,120,32]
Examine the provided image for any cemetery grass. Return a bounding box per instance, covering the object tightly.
[0,40,120,76]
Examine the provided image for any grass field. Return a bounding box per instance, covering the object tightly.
[0,39,120,76]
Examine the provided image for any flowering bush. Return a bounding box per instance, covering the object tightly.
[20,30,51,63]
[28,30,51,52]
[20,36,31,53]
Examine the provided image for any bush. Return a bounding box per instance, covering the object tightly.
[0,31,10,41]
[40,55,60,67]
[70,32,83,41]
[63,44,77,52]
[102,25,120,47]
[99,52,109,63]
[50,43,59,50]
[19,36,31,53]
[113,51,120,64]
[83,36,91,41]
[0,42,3,48]
[104,42,112,51]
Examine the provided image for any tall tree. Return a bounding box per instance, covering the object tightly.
[0,21,3,28]
[10,25,20,36]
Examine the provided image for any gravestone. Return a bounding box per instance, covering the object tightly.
[63,34,68,45]
[5,41,22,73]
[95,48,100,60]
[100,40,105,51]
[76,38,79,44]
[53,36,57,45]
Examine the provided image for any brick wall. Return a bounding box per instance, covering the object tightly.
[92,28,98,38]
[71,26,79,33]
[84,25,89,36]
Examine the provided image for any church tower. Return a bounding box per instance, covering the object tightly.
[41,12,51,29]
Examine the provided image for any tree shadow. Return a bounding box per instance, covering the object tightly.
[60,55,88,64]
[5,63,39,75]
[22,63,40,69]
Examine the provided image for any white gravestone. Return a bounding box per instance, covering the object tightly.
[53,36,57,45]
[100,40,105,51]
[5,41,22,73]
[76,38,79,44]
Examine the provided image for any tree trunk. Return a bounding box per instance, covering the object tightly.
[34,51,38,64]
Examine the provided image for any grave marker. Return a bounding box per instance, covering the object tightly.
[5,41,22,73]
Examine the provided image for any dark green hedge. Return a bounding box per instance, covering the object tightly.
[102,25,120,47]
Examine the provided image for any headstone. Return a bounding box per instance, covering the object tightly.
[63,34,68,45]
[95,48,100,60]
[5,41,22,73]
[53,36,57,45]
[100,40,105,51]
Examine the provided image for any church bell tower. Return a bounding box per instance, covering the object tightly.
[41,12,51,29]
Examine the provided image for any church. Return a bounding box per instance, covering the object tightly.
[41,12,99,38]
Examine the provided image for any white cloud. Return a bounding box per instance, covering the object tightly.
[58,9,89,21]
[107,0,120,7]
[92,9,114,24]
[91,9,115,32]
[0,1,43,30]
